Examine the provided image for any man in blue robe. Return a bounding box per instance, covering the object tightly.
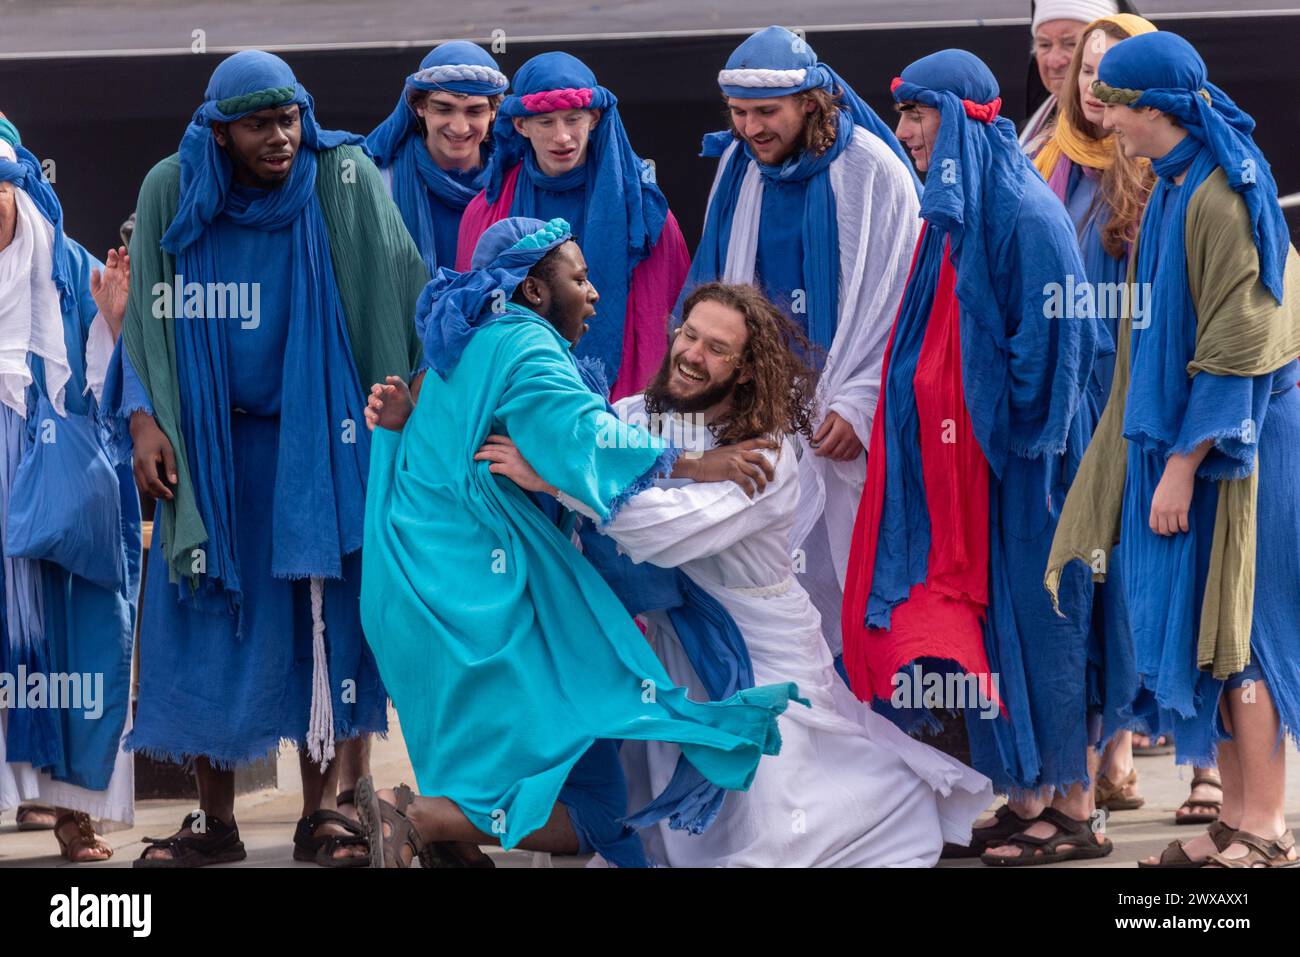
[115,51,426,867]
[840,49,1113,866]
[367,40,509,275]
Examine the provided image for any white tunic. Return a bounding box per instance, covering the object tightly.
[574,397,992,867]
[702,128,921,655]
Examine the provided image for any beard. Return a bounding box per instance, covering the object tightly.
[644,352,741,414]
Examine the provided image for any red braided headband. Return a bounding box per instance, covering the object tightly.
[890,76,1002,123]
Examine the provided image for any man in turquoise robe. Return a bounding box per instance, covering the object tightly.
[357,216,799,866]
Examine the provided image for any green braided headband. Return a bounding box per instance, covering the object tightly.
[1091,80,1213,108]
[214,85,298,116]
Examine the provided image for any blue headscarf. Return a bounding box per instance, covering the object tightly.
[0,139,73,304]
[365,42,509,275]
[688,26,919,357]
[1096,31,1288,303]
[416,216,573,377]
[481,52,668,385]
[890,49,1091,475]
[161,51,370,618]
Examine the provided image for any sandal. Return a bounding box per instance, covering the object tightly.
[354,776,423,869]
[1203,829,1300,868]
[53,812,113,862]
[1133,733,1174,757]
[942,804,1038,858]
[1175,771,1222,825]
[133,812,247,868]
[15,804,58,831]
[293,809,369,868]
[981,807,1113,867]
[1096,768,1146,811]
[1138,820,1237,869]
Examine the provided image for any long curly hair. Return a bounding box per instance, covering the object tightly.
[645,282,821,446]
[724,86,843,159]
[1054,20,1155,258]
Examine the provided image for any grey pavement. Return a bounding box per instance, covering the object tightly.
[2,706,1297,868]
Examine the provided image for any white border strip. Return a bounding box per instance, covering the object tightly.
[3,10,1299,61]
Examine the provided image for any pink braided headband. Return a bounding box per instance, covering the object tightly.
[890,76,1002,123]
[519,87,594,113]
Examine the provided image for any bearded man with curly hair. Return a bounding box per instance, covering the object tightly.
[489,281,993,867]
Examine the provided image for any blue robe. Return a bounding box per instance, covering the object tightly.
[1,239,140,791]
[120,208,386,767]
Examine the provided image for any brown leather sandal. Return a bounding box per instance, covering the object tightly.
[354,776,423,869]
[15,804,58,831]
[981,807,1113,867]
[942,804,1038,858]
[53,812,113,862]
[1138,820,1236,868]
[1175,771,1222,825]
[1203,829,1299,868]
[1096,768,1146,811]
[134,812,246,868]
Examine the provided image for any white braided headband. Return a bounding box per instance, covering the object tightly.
[410,63,509,89]
[717,67,809,88]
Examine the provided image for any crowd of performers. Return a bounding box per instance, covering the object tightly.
[1,0,1298,869]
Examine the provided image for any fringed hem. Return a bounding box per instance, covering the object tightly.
[125,724,388,772]
[1006,434,1070,461]
[603,443,682,525]
[1170,425,1257,481]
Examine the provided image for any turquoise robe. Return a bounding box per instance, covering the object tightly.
[361,305,796,849]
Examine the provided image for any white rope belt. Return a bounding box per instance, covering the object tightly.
[728,576,794,598]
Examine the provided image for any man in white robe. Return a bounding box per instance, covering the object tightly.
[488,281,992,866]
[681,26,920,657]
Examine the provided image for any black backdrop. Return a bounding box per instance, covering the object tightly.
[2,14,1298,254]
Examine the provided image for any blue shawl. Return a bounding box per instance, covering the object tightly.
[365,41,508,275]
[481,52,668,385]
[160,50,368,620]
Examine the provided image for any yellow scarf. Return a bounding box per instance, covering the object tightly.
[1032,14,1158,181]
